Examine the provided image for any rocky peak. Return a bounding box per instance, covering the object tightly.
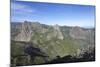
[69,26,89,40]
[14,21,33,42]
[53,24,64,40]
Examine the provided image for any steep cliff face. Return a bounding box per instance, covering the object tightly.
[69,26,95,46]
[69,26,94,40]
[11,21,95,65]
[53,24,64,40]
[14,21,33,42]
[70,26,88,40]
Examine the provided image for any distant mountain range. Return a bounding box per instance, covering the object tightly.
[11,21,95,66]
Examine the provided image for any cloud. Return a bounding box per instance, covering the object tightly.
[11,2,37,22]
[11,2,36,14]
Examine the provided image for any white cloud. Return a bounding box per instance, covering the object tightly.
[11,2,36,13]
[11,2,38,22]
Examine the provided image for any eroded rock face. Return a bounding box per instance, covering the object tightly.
[70,26,86,39]
[53,24,64,40]
[14,21,33,42]
[69,26,94,40]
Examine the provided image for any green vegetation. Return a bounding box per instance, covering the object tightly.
[11,22,95,66]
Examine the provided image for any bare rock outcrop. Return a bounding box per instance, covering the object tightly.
[69,26,89,40]
[53,24,64,40]
[14,21,33,42]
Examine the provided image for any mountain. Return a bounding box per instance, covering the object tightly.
[11,21,95,66]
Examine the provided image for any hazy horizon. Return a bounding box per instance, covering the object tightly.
[11,21,95,28]
[11,1,95,28]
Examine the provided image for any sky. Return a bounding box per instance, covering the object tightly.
[11,1,95,27]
